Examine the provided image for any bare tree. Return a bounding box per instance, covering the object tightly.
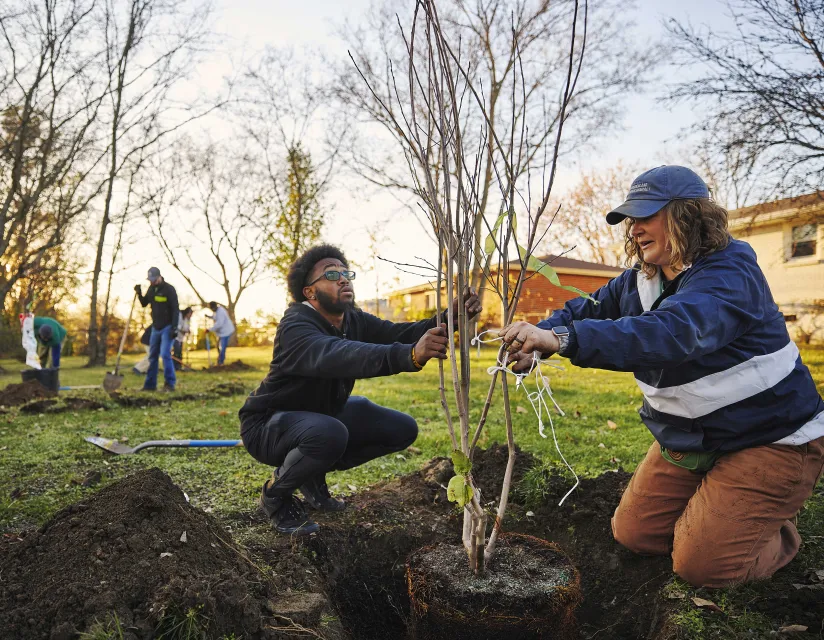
[352,0,594,575]
[86,0,218,365]
[0,0,107,318]
[336,0,657,296]
[237,48,338,287]
[667,0,824,197]
[145,141,269,334]
[540,163,636,266]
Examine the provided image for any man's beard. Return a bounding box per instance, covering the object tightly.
[315,289,355,314]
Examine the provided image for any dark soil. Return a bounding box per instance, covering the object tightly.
[304,444,674,640]
[108,382,248,408]
[11,382,249,414]
[0,379,57,407]
[408,534,581,640]
[0,468,340,640]
[202,360,257,373]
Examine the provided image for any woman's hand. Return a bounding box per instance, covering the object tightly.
[498,322,559,357]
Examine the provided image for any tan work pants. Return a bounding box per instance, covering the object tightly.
[612,437,824,587]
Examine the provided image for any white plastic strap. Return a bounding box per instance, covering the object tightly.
[474,330,579,506]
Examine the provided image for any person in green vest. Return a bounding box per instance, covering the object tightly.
[33,317,67,369]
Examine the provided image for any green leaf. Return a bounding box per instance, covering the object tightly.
[483,211,507,255]
[447,475,473,507]
[451,449,472,474]
[518,245,599,304]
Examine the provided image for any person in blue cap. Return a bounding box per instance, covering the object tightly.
[135,267,179,392]
[499,165,824,587]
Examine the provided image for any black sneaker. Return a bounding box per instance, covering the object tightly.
[260,484,319,536]
[162,383,175,392]
[300,475,346,512]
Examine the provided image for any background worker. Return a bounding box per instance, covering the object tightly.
[135,267,178,392]
[239,244,481,536]
[500,165,824,588]
[207,301,235,366]
[174,307,193,370]
[132,326,153,375]
[33,317,67,369]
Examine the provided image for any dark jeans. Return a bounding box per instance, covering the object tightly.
[145,325,176,390]
[241,396,418,497]
[173,339,183,370]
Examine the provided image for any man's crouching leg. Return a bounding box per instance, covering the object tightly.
[330,396,418,472]
[251,411,350,535]
[611,442,703,556]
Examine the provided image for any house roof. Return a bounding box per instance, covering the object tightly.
[387,254,623,296]
[728,191,824,230]
[515,254,625,274]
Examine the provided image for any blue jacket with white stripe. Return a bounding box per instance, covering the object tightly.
[537,239,824,452]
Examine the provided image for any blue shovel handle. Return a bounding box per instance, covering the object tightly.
[131,439,242,453]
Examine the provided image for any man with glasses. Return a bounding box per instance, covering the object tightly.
[239,244,481,535]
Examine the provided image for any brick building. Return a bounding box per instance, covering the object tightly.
[386,255,624,326]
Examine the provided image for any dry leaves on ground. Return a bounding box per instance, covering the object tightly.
[778,625,808,634]
[691,597,722,613]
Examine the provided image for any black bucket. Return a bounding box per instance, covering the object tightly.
[21,368,60,392]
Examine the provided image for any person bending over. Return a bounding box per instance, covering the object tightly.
[239,244,481,535]
[499,165,824,588]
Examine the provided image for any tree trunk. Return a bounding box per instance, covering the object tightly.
[227,304,239,347]
[86,212,110,365]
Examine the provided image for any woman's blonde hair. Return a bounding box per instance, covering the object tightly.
[624,198,730,277]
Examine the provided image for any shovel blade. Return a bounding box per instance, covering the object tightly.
[102,373,123,393]
[84,435,134,455]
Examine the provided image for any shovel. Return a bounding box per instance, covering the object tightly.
[205,330,213,367]
[103,292,138,393]
[84,435,242,455]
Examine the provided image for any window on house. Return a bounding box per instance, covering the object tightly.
[424,292,435,309]
[791,223,817,258]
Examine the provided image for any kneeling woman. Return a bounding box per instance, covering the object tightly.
[500,165,824,587]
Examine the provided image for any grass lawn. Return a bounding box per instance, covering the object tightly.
[1,344,823,638]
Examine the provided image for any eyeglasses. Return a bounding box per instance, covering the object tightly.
[306,270,356,286]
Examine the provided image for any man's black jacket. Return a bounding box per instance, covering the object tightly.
[138,281,179,330]
[239,303,443,425]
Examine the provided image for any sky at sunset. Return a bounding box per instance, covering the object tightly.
[102,0,739,323]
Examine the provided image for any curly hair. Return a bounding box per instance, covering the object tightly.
[287,244,349,303]
[624,198,730,277]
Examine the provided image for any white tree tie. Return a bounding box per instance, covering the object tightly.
[471,330,580,506]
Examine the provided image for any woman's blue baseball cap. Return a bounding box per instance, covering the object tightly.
[606,165,709,225]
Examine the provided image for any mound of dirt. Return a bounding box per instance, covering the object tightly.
[202,360,257,373]
[0,379,57,407]
[0,468,338,640]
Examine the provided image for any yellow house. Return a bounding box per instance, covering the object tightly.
[729,192,824,342]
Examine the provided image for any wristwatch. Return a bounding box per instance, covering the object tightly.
[551,326,570,354]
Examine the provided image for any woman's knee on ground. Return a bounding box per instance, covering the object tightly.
[611,502,673,556]
[671,537,738,588]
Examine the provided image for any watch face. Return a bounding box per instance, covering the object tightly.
[553,326,570,336]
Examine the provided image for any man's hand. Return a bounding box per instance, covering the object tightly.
[134,284,142,294]
[498,321,559,357]
[450,287,482,324]
[414,324,449,366]
[506,350,541,373]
